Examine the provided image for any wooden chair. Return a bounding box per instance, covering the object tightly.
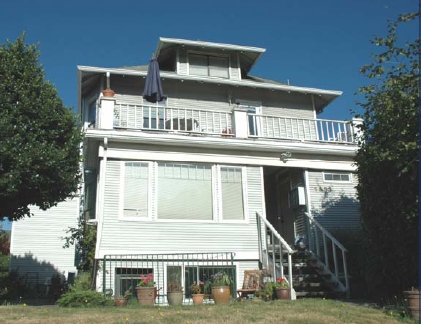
[236,270,264,300]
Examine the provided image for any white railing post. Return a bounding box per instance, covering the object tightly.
[99,96,116,130]
[323,234,329,269]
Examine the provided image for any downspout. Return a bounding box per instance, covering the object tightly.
[303,170,313,251]
[96,137,108,291]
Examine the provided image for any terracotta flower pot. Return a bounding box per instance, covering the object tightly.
[136,287,155,306]
[114,297,128,307]
[276,288,290,300]
[212,286,231,304]
[102,89,115,97]
[404,290,420,320]
[192,293,204,305]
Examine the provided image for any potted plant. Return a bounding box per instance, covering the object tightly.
[167,272,183,306]
[190,281,205,305]
[274,277,290,300]
[115,288,132,307]
[136,273,156,306]
[404,287,420,320]
[211,271,233,304]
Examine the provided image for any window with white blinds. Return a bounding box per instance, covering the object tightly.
[157,163,213,220]
[123,162,149,217]
[189,54,229,78]
[220,167,244,220]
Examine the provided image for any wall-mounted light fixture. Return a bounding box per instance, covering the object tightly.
[280,151,292,162]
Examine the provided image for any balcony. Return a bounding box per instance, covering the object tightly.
[93,100,360,145]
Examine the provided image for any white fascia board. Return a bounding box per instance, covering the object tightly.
[77,65,343,98]
[85,130,357,157]
[156,37,266,55]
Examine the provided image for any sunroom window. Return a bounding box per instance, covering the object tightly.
[189,54,229,78]
[157,163,213,220]
[220,167,244,220]
[123,162,149,217]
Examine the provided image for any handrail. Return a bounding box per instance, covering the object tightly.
[304,212,347,252]
[304,212,349,296]
[256,212,294,300]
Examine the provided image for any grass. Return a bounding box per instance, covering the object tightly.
[0,298,416,324]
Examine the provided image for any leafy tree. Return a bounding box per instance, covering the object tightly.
[0,34,83,221]
[354,12,419,296]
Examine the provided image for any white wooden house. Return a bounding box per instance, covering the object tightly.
[11,37,361,301]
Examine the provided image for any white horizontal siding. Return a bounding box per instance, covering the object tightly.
[97,161,264,258]
[308,170,360,231]
[10,198,79,284]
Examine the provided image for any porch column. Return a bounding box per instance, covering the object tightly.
[99,96,116,130]
[232,107,249,138]
[351,117,363,142]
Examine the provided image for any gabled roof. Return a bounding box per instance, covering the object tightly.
[155,37,266,73]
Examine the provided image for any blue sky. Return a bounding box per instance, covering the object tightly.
[0,0,418,230]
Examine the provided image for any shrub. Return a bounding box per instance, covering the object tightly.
[57,290,113,307]
[70,272,92,292]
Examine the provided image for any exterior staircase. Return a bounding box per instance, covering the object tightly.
[256,212,349,299]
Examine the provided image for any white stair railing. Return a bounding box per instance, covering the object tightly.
[256,212,295,300]
[304,212,350,296]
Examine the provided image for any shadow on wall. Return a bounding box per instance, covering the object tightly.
[311,193,361,231]
[4,253,71,305]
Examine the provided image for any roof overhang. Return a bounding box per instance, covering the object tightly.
[77,65,342,112]
[155,37,266,73]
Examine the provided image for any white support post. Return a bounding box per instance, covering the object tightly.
[232,108,249,138]
[99,97,116,130]
[351,117,364,142]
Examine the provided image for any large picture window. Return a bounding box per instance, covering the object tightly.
[189,53,229,78]
[220,167,245,221]
[157,163,213,220]
[123,162,149,217]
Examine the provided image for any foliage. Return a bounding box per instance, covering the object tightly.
[63,220,97,273]
[0,33,83,221]
[354,12,419,297]
[167,272,183,292]
[57,290,113,307]
[69,272,92,292]
[137,273,155,288]
[275,277,289,289]
[190,281,203,294]
[211,271,233,287]
[261,282,276,301]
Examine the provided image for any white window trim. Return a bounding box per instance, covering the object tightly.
[187,50,231,79]
[155,163,217,223]
[217,165,249,224]
[322,172,353,183]
[118,161,153,221]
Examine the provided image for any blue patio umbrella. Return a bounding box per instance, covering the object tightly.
[143,54,166,103]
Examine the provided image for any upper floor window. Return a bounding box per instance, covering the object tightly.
[323,172,351,182]
[189,53,229,78]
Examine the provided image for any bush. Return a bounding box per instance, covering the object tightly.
[70,272,92,292]
[57,290,113,307]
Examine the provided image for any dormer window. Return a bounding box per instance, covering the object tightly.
[188,53,229,78]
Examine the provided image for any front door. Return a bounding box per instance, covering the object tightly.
[236,100,262,136]
[276,177,295,246]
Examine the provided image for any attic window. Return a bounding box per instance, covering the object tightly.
[189,53,229,78]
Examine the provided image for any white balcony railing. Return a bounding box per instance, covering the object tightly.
[113,104,233,136]
[249,114,356,143]
[104,101,357,144]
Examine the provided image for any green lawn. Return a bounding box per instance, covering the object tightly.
[0,299,415,324]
